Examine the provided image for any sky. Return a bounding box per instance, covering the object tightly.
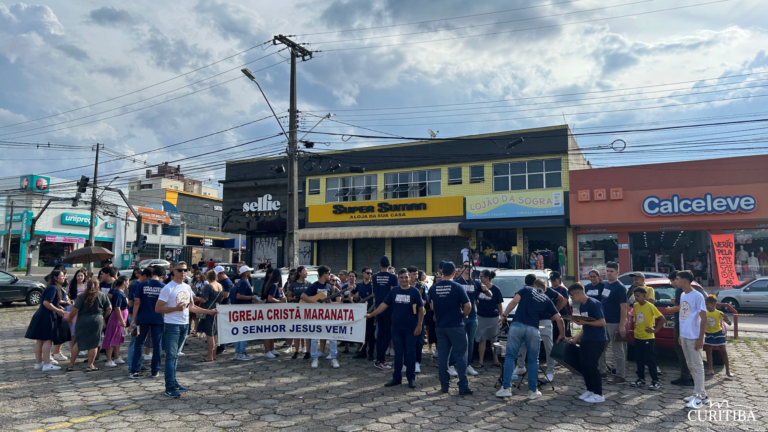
[0,0,767,201]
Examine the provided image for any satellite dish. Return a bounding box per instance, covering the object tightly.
[427,129,438,138]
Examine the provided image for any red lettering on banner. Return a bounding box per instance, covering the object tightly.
[239,310,246,322]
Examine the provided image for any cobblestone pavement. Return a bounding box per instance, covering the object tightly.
[2,305,767,432]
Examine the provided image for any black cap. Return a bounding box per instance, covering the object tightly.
[442,261,456,275]
[380,256,390,267]
[549,271,561,281]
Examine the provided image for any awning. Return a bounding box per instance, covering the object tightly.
[298,223,470,241]
[459,218,567,230]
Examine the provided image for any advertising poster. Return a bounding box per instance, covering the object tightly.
[466,190,564,219]
[711,234,738,288]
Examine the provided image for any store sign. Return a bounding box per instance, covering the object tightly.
[105,222,115,229]
[711,234,738,288]
[642,193,756,217]
[19,175,50,194]
[309,196,463,223]
[466,190,564,219]
[61,213,98,227]
[46,235,85,244]
[136,206,171,224]
[213,205,222,212]
[242,195,281,213]
[200,238,213,246]
[4,213,22,222]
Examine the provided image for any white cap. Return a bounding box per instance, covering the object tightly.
[239,266,254,275]
[213,266,225,274]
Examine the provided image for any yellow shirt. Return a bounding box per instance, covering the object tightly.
[705,310,725,334]
[632,285,655,301]
[633,301,662,340]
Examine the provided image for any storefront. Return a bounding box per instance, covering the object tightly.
[569,155,768,286]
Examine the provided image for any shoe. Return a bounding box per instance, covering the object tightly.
[78,351,87,357]
[128,372,143,379]
[143,354,152,361]
[387,348,394,356]
[432,350,438,358]
[34,363,43,370]
[264,352,276,359]
[466,366,479,376]
[384,379,401,387]
[415,363,421,374]
[353,352,367,359]
[585,394,605,403]
[326,354,335,360]
[408,380,416,389]
[284,347,294,354]
[528,390,542,400]
[270,350,280,357]
[496,387,512,398]
[579,391,593,400]
[657,366,663,375]
[671,378,694,386]
[311,359,319,368]
[459,389,473,396]
[177,352,185,357]
[141,366,148,372]
[342,347,350,354]
[630,379,646,387]
[151,371,160,378]
[241,354,254,361]
[42,364,61,372]
[49,359,59,365]
[175,385,188,392]
[374,361,391,371]
[165,390,181,398]
[303,352,311,360]
[105,360,117,368]
[114,358,125,364]
[513,366,527,375]
[685,397,707,409]
[608,376,626,384]
[440,387,449,394]
[367,355,374,361]
[402,365,407,373]
[447,366,458,377]
[291,352,298,359]
[331,359,340,368]
[649,381,660,390]
[52,353,68,361]
[545,373,554,382]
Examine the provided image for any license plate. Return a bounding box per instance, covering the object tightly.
[663,321,675,328]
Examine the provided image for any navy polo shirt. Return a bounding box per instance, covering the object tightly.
[430,280,470,328]
[580,297,608,342]
[383,287,423,331]
[513,286,559,328]
[372,271,398,309]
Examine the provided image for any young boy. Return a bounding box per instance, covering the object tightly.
[704,296,734,377]
[630,288,666,390]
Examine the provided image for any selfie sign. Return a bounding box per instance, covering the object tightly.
[217,303,366,344]
[711,234,738,288]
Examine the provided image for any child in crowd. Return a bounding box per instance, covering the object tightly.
[630,287,665,390]
[704,296,734,377]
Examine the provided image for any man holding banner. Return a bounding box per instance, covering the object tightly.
[301,266,341,369]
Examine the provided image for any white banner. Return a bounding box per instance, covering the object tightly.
[217,303,367,344]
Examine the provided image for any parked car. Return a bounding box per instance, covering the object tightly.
[138,259,170,270]
[493,269,553,313]
[214,263,240,281]
[250,267,319,297]
[579,271,667,289]
[715,278,768,311]
[0,270,46,306]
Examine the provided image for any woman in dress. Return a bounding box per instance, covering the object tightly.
[25,269,67,371]
[66,269,88,359]
[474,269,504,368]
[263,270,284,359]
[190,270,206,335]
[103,276,129,367]
[198,270,224,362]
[67,279,111,372]
[48,266,72,362]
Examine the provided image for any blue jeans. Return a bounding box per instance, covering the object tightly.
[310,339,337,360]
[450,318,477,367]
[436,326,469,392]
[376,313,392,362]
[131,323,163,374]
[503,322,540,391]
[415,321,425,363]
[234,341,247,354]
[163,323,188,391]
[392,327,416,382]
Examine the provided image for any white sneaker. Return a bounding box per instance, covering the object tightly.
[78,351,87,357]
[265,352,276,359]
[331,359,340,368]
[528,390,542,400]
[546,373,554,382]
[585,394,605,403]
[34,363,43,370]
[105,360,117,368]
[49,359,58,365]
[240,354,254,361]
[447,366,458,377]
[402,365,407,373]
[683,395,697,402]
[284,347,294,354]
[579,391,594,400]
[177,352,185,357]
[114,358,125,364]
[270,350,280,356]
[415,363,421,374]
[386,348,393,356]
[432,350,438,358]
[143,354,152,361]
[311,359,319,368]
[52,353,68,361]
[326,354,335,360]
[466,366,479,376]
[496,387,512,398]
[42,364,61,372]
[513,366,527,375]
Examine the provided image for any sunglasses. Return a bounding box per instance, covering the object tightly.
[176,268,187,273]
[364,272,372,274]
[463,264,471,268]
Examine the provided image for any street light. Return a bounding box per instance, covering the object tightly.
[202,204,210,264]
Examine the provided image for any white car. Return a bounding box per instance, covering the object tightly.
[716,278,768,310]
[493,268,554,314]
[580,271,666,289]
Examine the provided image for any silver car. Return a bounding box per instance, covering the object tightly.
[716,278,768,310]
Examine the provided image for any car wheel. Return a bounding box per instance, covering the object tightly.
[25,290,42,306]
[2,301,12,306]
[722,298,739,310]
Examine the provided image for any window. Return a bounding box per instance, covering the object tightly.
[470,165,484,183]
[384,169,441,199]
[448,167,462,185]
[748,280,768,292]
[151,224,158,235]
[326,175,377,203]
[129,186,135,190]
[493,159,562,191]
[308,179,320,195]
[143,224,150,234]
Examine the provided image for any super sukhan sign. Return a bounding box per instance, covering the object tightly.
[642,193,756,216]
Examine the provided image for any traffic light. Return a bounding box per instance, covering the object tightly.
[76,176,89,194]
[71,193,81,207]
[28,238,41,251]
[137,235,148,251]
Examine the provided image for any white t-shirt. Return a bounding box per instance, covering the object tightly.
[158,280,195,325]
[679,290,706,339]
[461,248,470,262]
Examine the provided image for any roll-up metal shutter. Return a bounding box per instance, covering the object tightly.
[392,238,427,271]
[316,240,348,274]
[432,236,469,271]
[353,239,385,273]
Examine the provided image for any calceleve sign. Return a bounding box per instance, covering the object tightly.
[642,193,756,217]
[466,190,564,219]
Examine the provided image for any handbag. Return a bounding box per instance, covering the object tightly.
[56,318,71,345]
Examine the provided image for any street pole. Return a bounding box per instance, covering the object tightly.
[87,143,102,272]
[5,200,13,271]
[203,204,210,262]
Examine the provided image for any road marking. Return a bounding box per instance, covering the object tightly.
[27,403,139,432]
[0,383,18,390]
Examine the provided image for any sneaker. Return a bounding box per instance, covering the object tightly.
[415,363,421,374]
[402,365,407,373]
[630,379,646,387]
[114,358,125,364]
[528,390,542,400]
[432,350,438,358]
[175,385,188,392]
[579,391,594,400]
[657,366,663,375]
[241,354,254,361]
[459,389,474,396]
[143,354,152,361]
[331,359,340,368]
[151,371,160,378]
[496,387,512,398]
[165,390,181,398]
[128,372,142,379]
[671,377,694,386]
[447,366,458,377]
[264,352,276,359]
[326,354,335,360]
[291,352,298,359]
[270,350,280,357]
[216,346,225,354]
[105,360,117,368]
[34,363,43,370]
[374,361,391,371]
[353,352,367,359]
[284,347,294,354]
[386,348,394,356]
[513,366,527,375]
[608,376,626,384]
[177,352,185,357]
[683,395,697,402]
[49,359,59,365]
[52,353,68,361]
[545,373,554,382]
[585,394,605,403]
[311,359,319,368]
[649,381,660,390]
[685,397,707,409]
[42,364,61,372]
[466,366,479,376]
[367,355,374,361]
[78,351,87,357]
[303,352,311,360]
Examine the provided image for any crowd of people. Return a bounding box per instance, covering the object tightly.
[24,256,733,408]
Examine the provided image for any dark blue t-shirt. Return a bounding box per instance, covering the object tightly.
[600,281,627,324]
[353,281,374,308]
[234,279,253,304]
[476,284,503,318]
[127,280,141,315]
[41,285,60,307]
[585,281,605,302]
[219,277,233,305]
[454,277,477,320]
[513,286,558,328]
[430,280,470,328]
[552,285,571,316]
[304,281,331,299]
[383,287,423,331]
[136,279,165,325]
[109,289,127,311]
[580,297,608,342]
[372,271,398,309]
[99,281,112,293]
[267,284,282,301]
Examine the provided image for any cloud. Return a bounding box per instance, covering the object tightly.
[0,3,64,37]
[194,0,267,47]
[95,65,134,80]
[141,27,212,72]
[87,6,136,26]
[55,43,89,61]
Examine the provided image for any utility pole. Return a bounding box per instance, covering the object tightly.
[87,144,102,272]
[5,200,14,271]
[273,34,312,268]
